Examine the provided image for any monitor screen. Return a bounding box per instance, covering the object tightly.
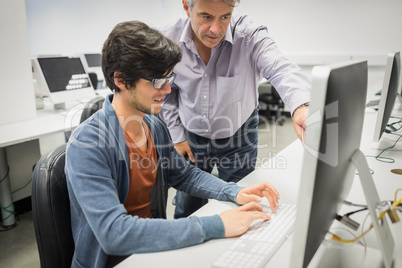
[291,60,368,267]
[32,56,96,105]
[373,51,401,142]
[84,53,101,68]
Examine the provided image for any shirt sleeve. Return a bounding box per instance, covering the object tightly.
[248,23,311,114]
[159,85,187,143]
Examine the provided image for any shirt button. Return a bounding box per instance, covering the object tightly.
[205,129,208,132]
[204,74,207,78]
[203,115,206,118]
[203,95,207,99]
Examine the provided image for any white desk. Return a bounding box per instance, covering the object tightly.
[0,91,109,226]
[117,109,402,268]
[0,100,80,226]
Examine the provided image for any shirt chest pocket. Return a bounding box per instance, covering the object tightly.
[215,74,248,105]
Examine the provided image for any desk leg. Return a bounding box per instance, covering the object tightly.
[0,148,16,228]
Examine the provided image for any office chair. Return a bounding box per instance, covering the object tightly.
[31,144,74,268]
[79,95,105,123]
[88,72,98,90]
[63,96,105,141]
[258,82,286,126]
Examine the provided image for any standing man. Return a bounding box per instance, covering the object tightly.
[160,0,311,218]
[65,20,280,268]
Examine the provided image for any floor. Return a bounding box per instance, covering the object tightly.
[0,116,297,268]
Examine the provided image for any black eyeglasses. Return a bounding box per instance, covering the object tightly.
[142,72,176,89]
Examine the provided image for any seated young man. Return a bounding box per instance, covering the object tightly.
[65,20,280,268]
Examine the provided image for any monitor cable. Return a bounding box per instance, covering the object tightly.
[330,188,402,243]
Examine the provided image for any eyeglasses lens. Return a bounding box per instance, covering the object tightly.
[154,74,175,89]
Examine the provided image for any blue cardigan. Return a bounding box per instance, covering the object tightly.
[65,94,242,268]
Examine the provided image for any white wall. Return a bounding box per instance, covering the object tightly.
[25,0,185,56]
[26,0,402,66]
[0,0,36,125]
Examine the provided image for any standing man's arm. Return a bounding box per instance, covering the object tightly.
[292,104,309,142]
[250,25,311,140]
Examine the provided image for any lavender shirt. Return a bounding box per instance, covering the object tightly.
[159,14,311,143]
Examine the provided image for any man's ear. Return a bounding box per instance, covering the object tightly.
[113,71,126,90]
[182,0,190,18]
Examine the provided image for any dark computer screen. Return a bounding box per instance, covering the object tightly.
[37,57,91,93]
[84,53,101,68]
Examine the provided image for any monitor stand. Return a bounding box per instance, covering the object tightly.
[350,149,395,268]
[310,238,384,268]
[371,132,402,151]
[371,100,402,151]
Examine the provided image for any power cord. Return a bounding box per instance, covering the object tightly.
[330,188,402,243]
[364,118,402,163]
[366,132,402,163]
[0,165,16,230]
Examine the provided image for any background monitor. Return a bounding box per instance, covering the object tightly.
[32,56,96,106]
[81,53,105,89]
[291,60,370,267]
[84,53,101,68]
[373,51,401,143]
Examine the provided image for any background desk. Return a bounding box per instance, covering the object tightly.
[117,109,402,268]
[0,90,110,226]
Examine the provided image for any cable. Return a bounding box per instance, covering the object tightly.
[330,189,402,243]
[0,165,16,230]
[343,200,367,208]
[394,188,402,204]
[11,178,32,194]
[368,133,402,163]
[0,165,10,184]
[329,227,367,249]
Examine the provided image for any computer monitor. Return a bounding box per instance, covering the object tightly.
[372,51,401,144]
[291,60,395,268]
[81,53,105,89]
[83,53,101,68]
[32,56,96,107]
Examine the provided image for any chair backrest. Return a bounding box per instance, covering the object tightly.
[88,72,98,90]
[32,144,74,268]
[80,96,105,124]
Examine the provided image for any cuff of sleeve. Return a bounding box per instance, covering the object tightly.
[291,102,309,118]
[289,94,311,116]
[223,182,243,204]
[197,214,225,241]
[169,126,187,144]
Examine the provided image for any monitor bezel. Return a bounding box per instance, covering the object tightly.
[291,60,369,268]
[372,51,401,142]
[32,56,96,105]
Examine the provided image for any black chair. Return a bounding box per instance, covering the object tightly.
[32,144,74,268]
[88,72,98,90]
[258,82,286,126]
[63,96,105,141]
[79,95,105,123]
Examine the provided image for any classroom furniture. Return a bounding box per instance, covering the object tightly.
[31,144,74,268]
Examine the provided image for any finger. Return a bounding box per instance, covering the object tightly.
[238,202,264,212]
[187,149,195,162]
[247,194,262,203]
[266,193,278,213]
[248,210,271,222]
[262,183,280,198]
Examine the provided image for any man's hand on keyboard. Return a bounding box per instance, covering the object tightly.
[235,182,280,213]
[219,202,271,237]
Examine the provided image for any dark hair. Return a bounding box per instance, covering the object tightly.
[102,21,182,92]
